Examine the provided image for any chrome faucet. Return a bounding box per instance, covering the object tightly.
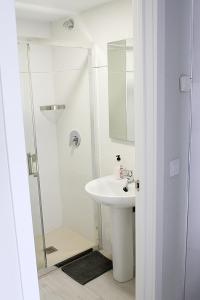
[121,169,134,192]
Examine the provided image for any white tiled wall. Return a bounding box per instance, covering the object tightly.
[51,0,134,255]
[54,47,97,242]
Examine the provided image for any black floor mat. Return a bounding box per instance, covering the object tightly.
[55,248,93,268]
[61,251,113,285]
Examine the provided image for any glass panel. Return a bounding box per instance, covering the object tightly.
[108,39,134,142]
[108,40,127,140]
[26,44,98,267]
[18,44,46,270]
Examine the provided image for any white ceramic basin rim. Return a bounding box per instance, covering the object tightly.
[85,175,135,208]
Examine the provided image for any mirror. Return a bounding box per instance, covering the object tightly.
[107,39,134,142]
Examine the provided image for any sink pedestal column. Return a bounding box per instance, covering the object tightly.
[111,207,134,282]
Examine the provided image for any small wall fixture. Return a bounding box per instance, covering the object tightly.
[69,130,81,148]
[40,104,65,123]
[63,18,74,30]
[40,104,66,111]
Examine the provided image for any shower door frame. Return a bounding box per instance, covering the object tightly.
[133,0,165,299]
[26,42,47,268]
[21,41,102,264]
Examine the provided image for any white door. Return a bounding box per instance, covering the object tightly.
[0,1,40,299]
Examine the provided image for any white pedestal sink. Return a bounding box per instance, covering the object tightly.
[85,175,135,282]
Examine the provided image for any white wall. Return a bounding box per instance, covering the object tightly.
[54,47,97,242]
[161,0,191,298]
[52,0,134,255]
[17,19,51,39]
[81,0,133,65]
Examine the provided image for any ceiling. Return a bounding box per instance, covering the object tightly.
[15,0,116,22]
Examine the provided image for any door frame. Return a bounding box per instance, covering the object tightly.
[0,1,40,300]
[0,0,165,299]
[133,0,165,299]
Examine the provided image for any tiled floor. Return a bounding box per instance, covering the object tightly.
[36,227,96,267]
[39,269,135,300]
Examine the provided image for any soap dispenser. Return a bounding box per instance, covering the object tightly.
[114,155,123,179]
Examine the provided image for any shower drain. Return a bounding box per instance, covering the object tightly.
[45,246,58,255]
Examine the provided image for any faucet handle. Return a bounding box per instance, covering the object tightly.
[127,170,133,178]
[121,169,132,177]
[123,171,134,192]
[125,170,134,183]
[120,168,134,181]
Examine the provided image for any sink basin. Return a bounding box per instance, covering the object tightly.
[85,175,135,283]
[85,175,135,208]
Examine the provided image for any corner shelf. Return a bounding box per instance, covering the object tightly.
[40,104,66,122]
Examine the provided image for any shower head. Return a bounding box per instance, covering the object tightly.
[63,18,74,30]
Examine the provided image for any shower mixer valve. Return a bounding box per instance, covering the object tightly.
[69,130,81,147]
[72,136,79,146]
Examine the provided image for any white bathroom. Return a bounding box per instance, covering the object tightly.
[16,0,135,298]
[4,0,200,299]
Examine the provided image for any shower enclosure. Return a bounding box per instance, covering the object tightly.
[18,42,100,269]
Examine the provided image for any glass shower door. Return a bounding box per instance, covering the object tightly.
[18,43,47,270]
[18,42,99,269]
